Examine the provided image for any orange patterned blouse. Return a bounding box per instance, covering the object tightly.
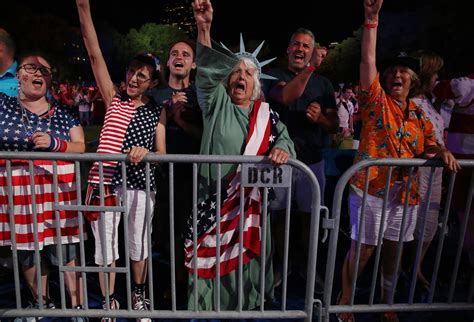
[352,74,438,205]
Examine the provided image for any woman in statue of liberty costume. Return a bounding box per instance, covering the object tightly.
[185,0,295,310]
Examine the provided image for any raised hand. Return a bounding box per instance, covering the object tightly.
[364,0,383,21]
[192,0,213,26]
[76,0,89,7]
[193,0,213,47]
[309,47,328,68]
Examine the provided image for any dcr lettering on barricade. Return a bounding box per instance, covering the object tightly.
[242,164,292,187]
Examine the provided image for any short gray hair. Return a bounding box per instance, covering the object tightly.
[290,28,316,47]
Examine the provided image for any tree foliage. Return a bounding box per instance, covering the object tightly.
[319,29,362,84]
[113,23,189,74]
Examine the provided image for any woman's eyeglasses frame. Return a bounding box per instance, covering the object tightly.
[19,63,53,77]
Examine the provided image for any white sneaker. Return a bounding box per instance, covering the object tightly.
[101,298,120,322]
[132,290,151,322]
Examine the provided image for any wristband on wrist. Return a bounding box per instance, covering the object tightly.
[307,65,316,72]
[364,21,378,28]
[52,138,61,152]
[49,135,56,151]
[50,137,68,152]
[59,141,68,152]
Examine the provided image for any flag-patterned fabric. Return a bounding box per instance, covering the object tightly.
[87,92,163,191]
[88,94,136,185]
[184,100,280,278]
[0,160,81,250]
[0,93,83,250]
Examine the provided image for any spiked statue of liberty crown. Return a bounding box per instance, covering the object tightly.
[220,34,277,80]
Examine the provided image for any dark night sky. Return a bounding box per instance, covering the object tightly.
[5,0,423,53]
[7,0,472,77]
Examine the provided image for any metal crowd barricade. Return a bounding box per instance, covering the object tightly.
[321,158,474,322]
[0,152,321,321]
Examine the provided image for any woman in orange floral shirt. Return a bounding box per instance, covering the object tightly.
[336,1,460,322]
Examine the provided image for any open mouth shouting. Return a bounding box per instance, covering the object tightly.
[390,81,403,90]
[389,80,407,95]
[31,79,44,89]
[293,52,305,64]
[235,82,245,93]
[128,82,138,89]
[173,61,184,69]
[232,81,247,98]
[126,82,140,96]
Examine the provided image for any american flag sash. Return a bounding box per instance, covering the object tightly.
[184,100,279,278]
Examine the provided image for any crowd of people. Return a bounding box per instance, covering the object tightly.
[0,0,473,321]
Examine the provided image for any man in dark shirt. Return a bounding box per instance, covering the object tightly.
[263,28,338,285]
[148,40,202,305]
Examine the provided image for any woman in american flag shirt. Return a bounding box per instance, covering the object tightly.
[77,0,166,319]
[0,52,86,311]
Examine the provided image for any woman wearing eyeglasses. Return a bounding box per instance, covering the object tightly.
[76,0,167,319]
[0,53,87,314]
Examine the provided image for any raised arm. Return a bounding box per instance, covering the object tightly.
[76,0,115,108]
[192,0,213,48]
[360,0,382,90]
[269,47,326,105]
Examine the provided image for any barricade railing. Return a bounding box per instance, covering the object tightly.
[322,158,474,322]
[0,152,321,321]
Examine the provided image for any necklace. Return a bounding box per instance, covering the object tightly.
[18,99,52,139]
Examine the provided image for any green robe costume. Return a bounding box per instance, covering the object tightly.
[187,42,295,311]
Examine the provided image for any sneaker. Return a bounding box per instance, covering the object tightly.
[14,301,56,322]
[132,290,151,322]
[71,305,89,322]
[101,298,120,322]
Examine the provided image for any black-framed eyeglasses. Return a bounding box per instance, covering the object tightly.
[20,64,52,77]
